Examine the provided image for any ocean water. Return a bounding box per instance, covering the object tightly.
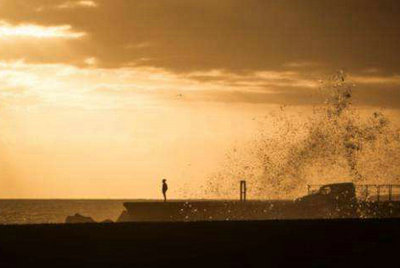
[0,200,141,225]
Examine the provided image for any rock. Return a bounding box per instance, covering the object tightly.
[117,210,129,223]
[65,213,96,224]
[101,219,114,224]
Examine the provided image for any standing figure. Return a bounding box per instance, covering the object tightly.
[162,179,168,202]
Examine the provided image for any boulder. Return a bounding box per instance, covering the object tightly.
[100,219,114,224]
[117,210,129,223]
[65,213,96,224]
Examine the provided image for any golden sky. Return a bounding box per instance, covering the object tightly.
[0,0,399,198]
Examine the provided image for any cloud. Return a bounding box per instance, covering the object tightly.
[351,75,400,85]
[57,1,98,9]
[0,21,86,39]
[0,59,398,110]
[0,60,321,109]
[0,0,399,76]
[125,42,152,50]
[283,62,321,69]
[186,70,319,90]
[84,57,97,66]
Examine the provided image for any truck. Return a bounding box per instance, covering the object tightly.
[117,182,400,222]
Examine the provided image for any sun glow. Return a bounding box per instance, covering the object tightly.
[0,21,86,39]
[57,1,98,9]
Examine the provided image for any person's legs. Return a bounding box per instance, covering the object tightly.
[163,192,166,202]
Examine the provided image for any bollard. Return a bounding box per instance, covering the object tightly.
[240,180,247,202]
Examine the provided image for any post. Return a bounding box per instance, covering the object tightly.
[389,185,393,201]
[240,180,247,202]
[365,185,369,200]
[307,185,311,195]
[377,185,381,202]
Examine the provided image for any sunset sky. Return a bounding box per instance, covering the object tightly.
[0,0,399,198]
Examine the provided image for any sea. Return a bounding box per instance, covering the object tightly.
[0,200,144,225]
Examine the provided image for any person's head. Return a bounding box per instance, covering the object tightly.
[162,179,167,183]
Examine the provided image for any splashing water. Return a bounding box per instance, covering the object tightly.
[206,71,400,199]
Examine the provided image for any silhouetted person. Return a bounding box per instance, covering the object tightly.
[162,179,168,202]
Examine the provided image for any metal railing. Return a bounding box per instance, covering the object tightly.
[307,184,400,202]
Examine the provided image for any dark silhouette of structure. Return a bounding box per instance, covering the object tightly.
[307,184,400,202]
[240,180,247,202]
[162,179,168,202]
[119,182,400,222]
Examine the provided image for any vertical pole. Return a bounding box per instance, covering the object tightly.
[240,180,247,202]
[244,181,247,202]
[365,185,369,200]
[389,185,393,201]
[240,181,243,201]
[377,185,380,202]
[240,181,242,201]
[307,185,311,195]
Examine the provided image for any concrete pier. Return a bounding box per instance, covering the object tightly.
[118,200,302,222]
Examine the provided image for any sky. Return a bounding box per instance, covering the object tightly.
[0,0,399,198]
